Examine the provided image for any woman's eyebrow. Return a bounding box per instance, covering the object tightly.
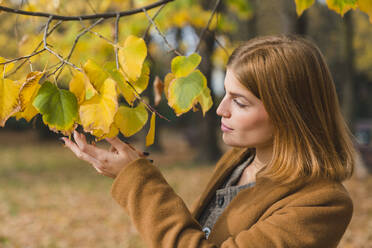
[229,92,249,100]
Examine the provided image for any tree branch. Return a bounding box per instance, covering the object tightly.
[5,20,63,77]
[142,8,182,56]
[53,18,104,79]
[0,0,174,21]
[0,48,46,65]
[142,4,166,40]
[195,0,222,53]
[114,13,120,70]
[43,16,81,72]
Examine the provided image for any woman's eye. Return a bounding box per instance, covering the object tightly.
[233,99,246,107]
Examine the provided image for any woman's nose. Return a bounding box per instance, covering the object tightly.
[216,97,230,118]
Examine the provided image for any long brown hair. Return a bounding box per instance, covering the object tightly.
[227,34,355,186]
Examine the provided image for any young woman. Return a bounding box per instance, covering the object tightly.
[62,34,355,247]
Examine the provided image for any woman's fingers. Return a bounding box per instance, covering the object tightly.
[105,137,130,153]
[62,137,103,171]
[73,131,108,159]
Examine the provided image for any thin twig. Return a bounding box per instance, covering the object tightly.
[142,8,182,56]
[79,19,116,46]
[43,16,81,72]
[0,48,46,65]
[54,18,104,80]
[142,4,166,40]
[6,20,63,77]
[114,13,120,70]
[87,0,98,14]
[126,80,170,122]
[0,0,174,21]
[195,0,222,53]
[211,31,229,56]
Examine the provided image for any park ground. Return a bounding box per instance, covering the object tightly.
[0,129,371,248]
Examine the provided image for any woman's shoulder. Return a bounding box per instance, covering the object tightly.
[280,178,353,210]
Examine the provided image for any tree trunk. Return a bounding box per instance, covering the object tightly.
[341,11,355,128]
[195,30,222,162]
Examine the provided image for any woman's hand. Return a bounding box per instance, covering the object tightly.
[61,131,148,178]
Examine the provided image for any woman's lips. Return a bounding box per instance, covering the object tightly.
[221,123,233,132]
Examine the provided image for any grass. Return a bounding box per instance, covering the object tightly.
[0,130,371,247]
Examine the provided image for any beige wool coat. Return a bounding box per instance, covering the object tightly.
[111,147,353,248]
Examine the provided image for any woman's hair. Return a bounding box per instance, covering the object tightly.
[227,34,355,186]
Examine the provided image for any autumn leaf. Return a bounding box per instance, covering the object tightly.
[153,76,163,106]
[171,53,201,78]
[195,87,213,116]
[15,71,44,122]
[82,59,109,92]
[0,57,14,75]
[114,103,148,137]
[118,35,147,82]
[69,70,97,104]
[168,70,207,116]
[33,81,78,134]
[294,0,315,16]
[358,0,372,23]
[0,77,21,126]
[146,112,156,146]
[326,0,357,16]
[163,72,175,100]
[79,78,118,135]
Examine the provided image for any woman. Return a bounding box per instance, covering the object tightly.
[62,34,355,247]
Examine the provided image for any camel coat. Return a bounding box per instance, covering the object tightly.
[111,147,353,248]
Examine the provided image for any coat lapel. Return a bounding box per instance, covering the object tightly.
[191,147,252,220]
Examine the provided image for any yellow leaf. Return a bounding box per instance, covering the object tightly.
[146,112,156,146]
[69,70,97,104]
[15,71,43,122]
[0,57,14,74]
[114,103,148,137]
[171,53,202,78]
[163,73,175,100]
[132,62,150,94]
[358,0,372,23]
[195,87,213,116]
[82,60,109,92]
[0,77,21,126]
[117,63,150,106]
[326,0,357,16]
[92,123,119,140]
[79,78,118,135]
[294,0,316,16]
[119,35,147,82]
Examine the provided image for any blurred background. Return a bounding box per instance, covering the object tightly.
[0,0,371,247]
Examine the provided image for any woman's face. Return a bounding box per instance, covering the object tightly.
[216,69,274,148]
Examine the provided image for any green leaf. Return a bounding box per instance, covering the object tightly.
[171,53,202,78]
[168,70,206,116]
[33,81,78,134]
[115,103,148,137]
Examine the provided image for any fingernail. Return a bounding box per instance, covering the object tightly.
[143,152,150,156]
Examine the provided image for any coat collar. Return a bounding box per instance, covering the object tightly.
[191,147,254,220]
